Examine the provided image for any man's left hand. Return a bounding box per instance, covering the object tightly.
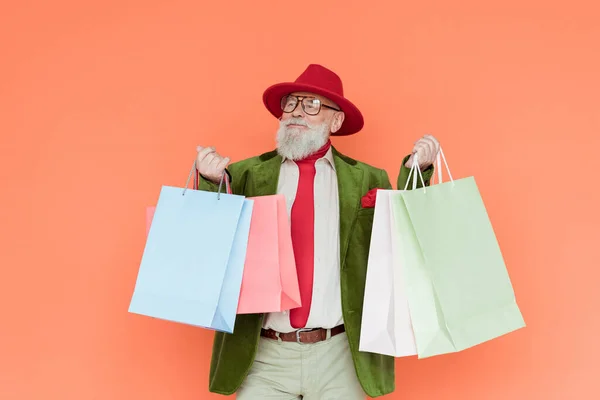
[404,134,440,170]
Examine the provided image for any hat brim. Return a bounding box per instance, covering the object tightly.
[262,82,364,136]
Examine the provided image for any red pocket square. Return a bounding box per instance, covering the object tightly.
[361,188,379,208]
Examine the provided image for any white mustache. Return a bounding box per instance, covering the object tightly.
[282,118,310,128]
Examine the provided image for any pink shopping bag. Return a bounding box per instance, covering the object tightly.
[145,207,155,237]
[236,194,301,314]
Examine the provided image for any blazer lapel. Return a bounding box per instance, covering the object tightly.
[332,147,364,268]
[249,153,282,196]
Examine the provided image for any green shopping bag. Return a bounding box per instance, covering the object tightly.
[392,149,525,358]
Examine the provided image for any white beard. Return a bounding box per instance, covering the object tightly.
[276,118,330,161]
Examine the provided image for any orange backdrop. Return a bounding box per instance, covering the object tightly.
[1,1,599,399]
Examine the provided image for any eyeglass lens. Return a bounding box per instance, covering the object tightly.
[280,95,322,115]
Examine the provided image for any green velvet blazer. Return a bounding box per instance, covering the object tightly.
[197,146,433,397]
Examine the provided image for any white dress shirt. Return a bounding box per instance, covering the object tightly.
[262,147,343,333]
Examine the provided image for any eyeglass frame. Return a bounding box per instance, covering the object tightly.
[280,94,342,116]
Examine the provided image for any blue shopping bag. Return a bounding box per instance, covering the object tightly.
[129,163,253,333]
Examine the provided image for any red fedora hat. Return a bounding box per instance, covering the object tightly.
[262,64,364,136]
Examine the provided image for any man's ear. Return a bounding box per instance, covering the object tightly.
[330,111,345,134]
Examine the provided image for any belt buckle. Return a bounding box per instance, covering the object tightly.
[295,328,312,344]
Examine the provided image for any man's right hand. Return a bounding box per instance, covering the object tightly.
[196,146,230,184]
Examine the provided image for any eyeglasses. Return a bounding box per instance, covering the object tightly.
[280,95,341,116]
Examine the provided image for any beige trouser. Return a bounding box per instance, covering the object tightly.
[236,331,366,399]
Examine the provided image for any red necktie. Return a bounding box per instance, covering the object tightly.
[289,140,332,329]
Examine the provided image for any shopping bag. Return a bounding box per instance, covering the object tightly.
[236,194,301,314]
[145,183,301,314]
[130,164,253,333]
[395,149,525,358]
[145,170,231,236]
[359,189,418,357]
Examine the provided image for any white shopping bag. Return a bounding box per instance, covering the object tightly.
[359,189,417,357]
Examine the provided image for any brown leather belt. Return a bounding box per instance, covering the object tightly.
[260,325,345,344]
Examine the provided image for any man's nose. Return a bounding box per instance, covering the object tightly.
[292,100,305,118]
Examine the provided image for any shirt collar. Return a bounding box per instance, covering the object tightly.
[281,146,336,172]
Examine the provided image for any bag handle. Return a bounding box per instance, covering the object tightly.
[182,157,232,199]
[430,146,455,186]
[403,145,456,192]
[193,167,231,194]
[403,153,427,193]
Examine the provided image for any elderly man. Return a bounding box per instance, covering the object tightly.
[196,64,439,399]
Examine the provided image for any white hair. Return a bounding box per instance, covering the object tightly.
[276,117,330,161]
